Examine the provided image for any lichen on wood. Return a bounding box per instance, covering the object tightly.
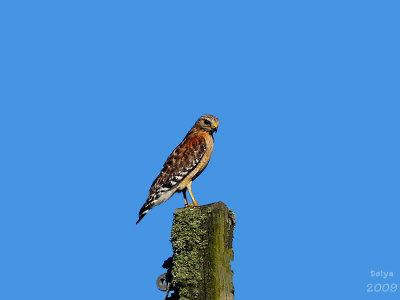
[170,202,235,300]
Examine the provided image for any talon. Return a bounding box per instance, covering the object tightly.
[185,203,197,208]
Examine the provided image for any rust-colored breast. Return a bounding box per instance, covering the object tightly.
[177,132,214,190]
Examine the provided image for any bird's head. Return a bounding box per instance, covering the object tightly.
[195,114,220,133]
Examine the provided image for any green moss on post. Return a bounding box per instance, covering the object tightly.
[170,202,235,300]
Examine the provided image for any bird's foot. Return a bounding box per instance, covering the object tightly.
[185,203,198,208]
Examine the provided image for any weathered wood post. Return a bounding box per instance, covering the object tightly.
[169,201,235,300]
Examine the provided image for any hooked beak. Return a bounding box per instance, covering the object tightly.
[212,123,219,132]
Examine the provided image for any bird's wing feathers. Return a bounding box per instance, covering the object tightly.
[152,133,207,194]
[136,133,207,224]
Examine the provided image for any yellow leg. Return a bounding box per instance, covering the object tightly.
[183,189,189,207]
[187,181,199,206]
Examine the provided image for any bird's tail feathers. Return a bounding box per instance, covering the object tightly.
[136,196,156,225]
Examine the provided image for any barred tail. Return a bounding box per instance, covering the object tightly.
[136,190,173,225]
[136,193,159,225]
[136,202,152,225]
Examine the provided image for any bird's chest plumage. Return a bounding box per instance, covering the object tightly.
[177,134,214,190]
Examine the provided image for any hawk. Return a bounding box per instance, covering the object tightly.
[136,114,220,224]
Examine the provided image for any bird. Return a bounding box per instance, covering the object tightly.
[136,114,220,224]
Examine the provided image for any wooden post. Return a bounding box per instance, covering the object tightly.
[169,201,235,300]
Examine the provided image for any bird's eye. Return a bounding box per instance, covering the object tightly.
[204,119,212,126]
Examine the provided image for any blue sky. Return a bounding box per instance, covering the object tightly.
[1,1,399,299]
